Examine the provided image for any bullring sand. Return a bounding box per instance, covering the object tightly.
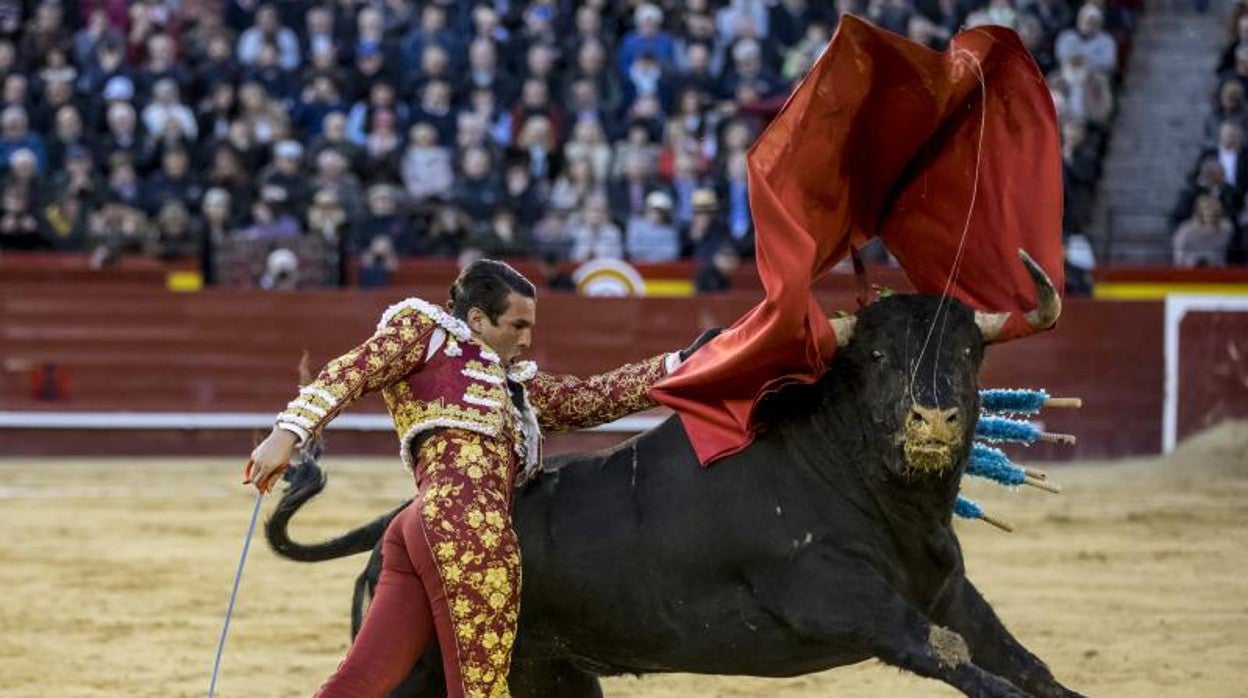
[1,422,1245,697]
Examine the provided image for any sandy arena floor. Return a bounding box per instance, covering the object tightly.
[1,423,1246,697]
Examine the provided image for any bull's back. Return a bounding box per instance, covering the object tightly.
[510,418,849,670]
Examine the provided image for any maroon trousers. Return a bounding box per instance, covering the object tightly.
[315,504,466,697]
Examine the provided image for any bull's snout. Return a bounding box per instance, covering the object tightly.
[900,405,964,474]
[908,405,962,432]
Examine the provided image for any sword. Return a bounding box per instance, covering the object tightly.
[208,490,265,697]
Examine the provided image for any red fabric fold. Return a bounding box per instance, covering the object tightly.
[649,17,1064,465]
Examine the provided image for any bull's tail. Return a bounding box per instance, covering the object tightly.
[264,457,410,562]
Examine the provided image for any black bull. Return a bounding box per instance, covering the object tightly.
[267,294,1085,698]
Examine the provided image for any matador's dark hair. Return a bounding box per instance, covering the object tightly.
[449,259,536,323]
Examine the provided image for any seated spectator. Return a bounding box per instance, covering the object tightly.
[237,81,289,146]
[1172,157,1244,228]
[200,188,233,285]
[1062,120,1101,232]
[45,105,91,173]
[452,146,502,223]
[257,139,307,217]
[355,184,412,253]
[531,199,578,261]
[685,187,730,261]
[611,120,661,180]
[539,251,577,291]
[626,190,681,262]
[563,120,614,184]
[237,4,301,71]
[87,196,152,268]
[151,202,200,262]
[358,235,399,288]
[695,244,741,293]
[783,23,833,81]
[292,74,346,138]
[869,0,915,36]
[513,115,562,186]
[414,200,469,257]
[243,42,298,103]
[50,145,104,208]
[550,156,603,213]
[511,78,565,145]
[618,4,677,75]
[401,122,453,204]
[610,150,669,223]
[469,208,532,257]
[307,112,362,174]
[0,106,46,173]
[105,151,143,209]
[306,188,351,244]
[242,199,301,241]
[360,109,404,185]
[1174,194,1233,266]
[259,248,301,290]
[1205,81,1248,147]
[97,101,149,171]
[311,148,364,221]
[142,79,198,144]
[31,77,77,137]
[346,80,409,146]
[1194,121,1248,189]
[0,185,42,250]
[3,148,43,202]
[966,0,1020,30]
[1048,54,1114,130]
[1015,15,1056,75]
[721,151,754,254]
[500,160,546,233]
[412,79,456,148]
[143,147,204,216]
[1055,4,1117,75]
[570,193,624,262]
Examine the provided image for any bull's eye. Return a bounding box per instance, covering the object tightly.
[962,347,972,358]
[871,350,886,363]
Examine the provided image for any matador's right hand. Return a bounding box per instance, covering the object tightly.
[244,428,298,493]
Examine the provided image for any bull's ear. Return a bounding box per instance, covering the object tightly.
[828,315,856,345]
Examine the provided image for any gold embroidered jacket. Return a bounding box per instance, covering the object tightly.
[275,297,679,481]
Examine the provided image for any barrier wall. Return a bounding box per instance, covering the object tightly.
[2,277,1170,460]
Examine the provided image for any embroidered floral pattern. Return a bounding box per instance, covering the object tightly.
[527,354,670,432]
[415,431,521,698]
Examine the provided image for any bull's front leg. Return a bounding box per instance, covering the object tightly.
[931,578,1086,698]
[765,565,1028,698]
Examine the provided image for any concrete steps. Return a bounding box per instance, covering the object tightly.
[1089,3,1227,265]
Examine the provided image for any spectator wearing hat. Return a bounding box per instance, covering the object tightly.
[237,4,301,71]
[686,187,730,261]
[626,190,681,261]
[570,192,625,262]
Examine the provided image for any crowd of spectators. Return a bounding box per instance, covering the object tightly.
[0,0,1132,289]
[1170,1,1248,266]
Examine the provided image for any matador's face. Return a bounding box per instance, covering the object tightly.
[470,292,535,366]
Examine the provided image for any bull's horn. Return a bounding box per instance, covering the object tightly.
[828,315,856,345]
[975,249,1062,342]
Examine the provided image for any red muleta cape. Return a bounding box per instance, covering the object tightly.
[649,16,1065,465]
